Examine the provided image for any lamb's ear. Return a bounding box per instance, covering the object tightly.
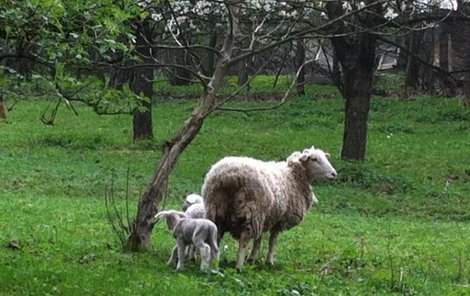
[154,211,169,221]
[325,152,331,159]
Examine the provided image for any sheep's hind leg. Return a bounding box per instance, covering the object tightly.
[194,241,211,272]
[246,237,262,264]
[266,231,279,266]
[168,245,178,266]
[235,231,251,271]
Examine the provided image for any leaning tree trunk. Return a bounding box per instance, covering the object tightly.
[127,66,231,250]
[126,4,238,250]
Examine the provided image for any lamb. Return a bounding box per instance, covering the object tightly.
[202,146,337,270]
[155,210,219,271]
[182,193,204,211]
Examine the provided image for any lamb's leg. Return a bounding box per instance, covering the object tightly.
[168,245,178,266]
[176,240,186,271]
[266,231,280,266]
[184,245,196,261]
[247,237,262,264]
[235,231,250,271]
[194,241,211,272]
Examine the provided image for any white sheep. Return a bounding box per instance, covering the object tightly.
[202,146,337,270]
[182,193,204,211]
[155,210,219,271]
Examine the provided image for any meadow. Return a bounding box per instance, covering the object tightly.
[0,76,469,295]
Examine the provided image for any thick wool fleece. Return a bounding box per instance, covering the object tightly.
[202,156,314,240]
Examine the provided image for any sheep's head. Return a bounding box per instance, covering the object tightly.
[154,210,187,230]
[289,146,337,181]
[182,193,203,211]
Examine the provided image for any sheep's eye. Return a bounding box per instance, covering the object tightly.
[310,157,318,162]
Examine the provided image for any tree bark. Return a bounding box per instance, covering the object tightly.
[0,96,6,119]
[295,38,306,96]
[237,60,249,89]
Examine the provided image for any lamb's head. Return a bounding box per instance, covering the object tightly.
[289,146,337,181]
[154,210,187,230]
[182,193,203,211]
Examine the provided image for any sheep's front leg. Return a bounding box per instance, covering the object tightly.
[176,240,187,271]
[235,231,251,271]
[247,237,262,264]
[168,245,178,266]
[266,231,279,266]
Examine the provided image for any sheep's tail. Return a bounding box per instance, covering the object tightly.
[209,225,219,252]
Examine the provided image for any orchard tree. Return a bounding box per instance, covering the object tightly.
[0,0,157,139]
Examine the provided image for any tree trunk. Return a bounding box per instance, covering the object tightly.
[202,29,218,77]
[330,33,376,161]
[127,3,239,250]
[130,22,154,141]
[341,67,373,160]
[421,28,436,93]
[295,38,306,96]
[0,96,6,119]
[237,60,249,89]
[439,21,456,97]
[463,7,470,107]
[405,31,422,90]
[127,109,207,249]
[325,0,381,161]
[332,33,376,161]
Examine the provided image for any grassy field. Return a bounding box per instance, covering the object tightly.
[0,78,469,295]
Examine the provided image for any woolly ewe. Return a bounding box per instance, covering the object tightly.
[202,146,337,270]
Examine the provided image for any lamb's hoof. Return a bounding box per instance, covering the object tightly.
[176,266,185,272]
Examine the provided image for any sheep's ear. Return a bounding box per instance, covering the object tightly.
[299,153,309,162]
[325,152,331,159]
[310,145,316,150]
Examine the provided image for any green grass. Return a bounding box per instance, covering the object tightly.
[0,85,469,295]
